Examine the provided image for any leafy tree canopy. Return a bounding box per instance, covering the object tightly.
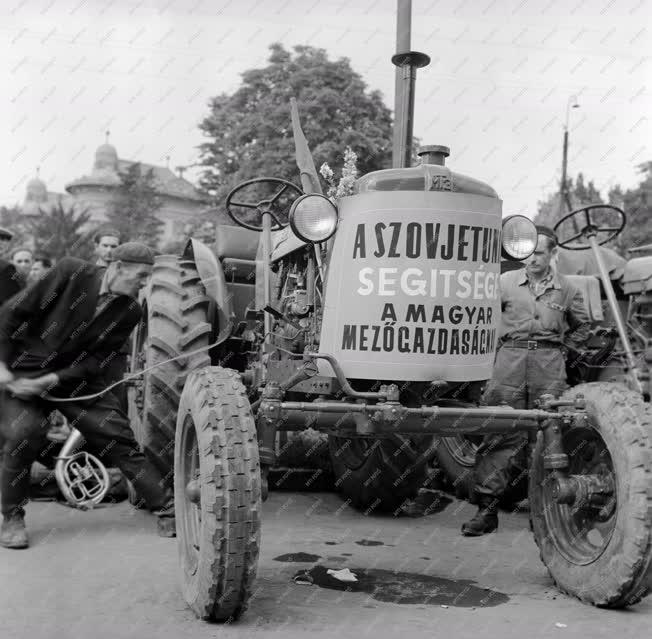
[610,162,652,254]
[198,43,393,207]
[106,163,164,247]
[535,173,604,230]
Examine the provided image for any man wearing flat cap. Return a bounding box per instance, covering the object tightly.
[0,242,174,549]
[0,227,22,302]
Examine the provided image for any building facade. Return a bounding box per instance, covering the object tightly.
[21,139,211,247]
[65,140,209,244]
[21,173,73,218]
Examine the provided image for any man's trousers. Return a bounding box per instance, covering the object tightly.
[0,387,172,518]
[473,345,568,500]
[103,352,129,414]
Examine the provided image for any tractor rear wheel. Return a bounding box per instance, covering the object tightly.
[328,435,433,514]
[128,255,212,491]
[530,382,652,607]
[433,436,478,500]
[175,367,261,621]
[428,400,480,501]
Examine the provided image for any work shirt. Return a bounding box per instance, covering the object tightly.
[499,267,590,349]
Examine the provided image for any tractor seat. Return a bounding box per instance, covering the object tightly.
[214,224,260,282]
[214,224,260,261]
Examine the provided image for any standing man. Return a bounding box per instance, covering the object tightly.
[28,254,53,283]
[10,247,33,288]
[0,228,21,301]
[461,226,590,536]
[0,243,174,549]
[94,228,121,268]
[93,227,129,411]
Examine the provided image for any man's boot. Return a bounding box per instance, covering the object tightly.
[461,497,498,536]
[0,513,29,549]
[157,516,176,538]
[154,499,176,538]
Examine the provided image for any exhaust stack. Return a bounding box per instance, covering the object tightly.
[391,0,430,168]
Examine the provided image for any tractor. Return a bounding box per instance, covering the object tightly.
[122,16,652,620]
[123,135,652,619]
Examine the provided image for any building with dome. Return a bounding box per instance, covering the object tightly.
[21,171,73,217]
[18,136,211,247]
[62,137,210,245]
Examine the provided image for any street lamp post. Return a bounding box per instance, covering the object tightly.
[558,95,580,218]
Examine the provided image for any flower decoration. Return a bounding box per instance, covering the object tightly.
[319,147,359,201]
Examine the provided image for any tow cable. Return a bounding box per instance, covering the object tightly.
[42,337,226,404]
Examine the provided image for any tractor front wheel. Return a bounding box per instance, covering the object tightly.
[530,382,652,607]
[175,367,261,621]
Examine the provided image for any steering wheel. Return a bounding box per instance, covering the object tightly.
[225,177,303,232]
[553,204,626,251]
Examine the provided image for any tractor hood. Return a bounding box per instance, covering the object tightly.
[318,190,502,382]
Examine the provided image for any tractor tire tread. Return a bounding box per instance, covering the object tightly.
[150,303,188,330]
[178,322,213,349]
[181,295,211,312]
[151,280,186,298]
[175,367,260,621]
[128,255,211,490]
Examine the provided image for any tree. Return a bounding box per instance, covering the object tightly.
[535,173,605,229]
[29,199,94,260]
[608,162,652,254]
[106,163,163,246]
[198,43,394,208]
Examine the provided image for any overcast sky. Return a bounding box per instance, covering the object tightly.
[1,0,650,217]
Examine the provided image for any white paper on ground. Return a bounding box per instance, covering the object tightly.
[326,568,358,583]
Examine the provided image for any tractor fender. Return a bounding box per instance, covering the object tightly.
[183,238,233,346]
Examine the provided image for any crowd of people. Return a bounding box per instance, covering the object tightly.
[0,226,122,291]
[2,244,53,289]
[0,228,123,444]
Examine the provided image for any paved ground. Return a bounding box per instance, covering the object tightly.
[1,491,650,639]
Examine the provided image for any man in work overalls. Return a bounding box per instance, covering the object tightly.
[461,226,591,536]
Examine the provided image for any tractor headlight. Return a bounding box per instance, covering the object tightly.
[289,194,339,243]
[501,215,537,260]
